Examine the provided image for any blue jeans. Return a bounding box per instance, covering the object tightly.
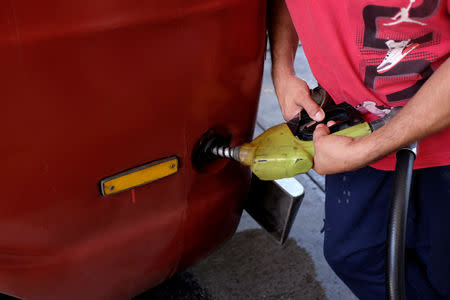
[324,165,450,299]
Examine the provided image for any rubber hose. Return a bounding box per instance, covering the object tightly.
[386,149,416,300]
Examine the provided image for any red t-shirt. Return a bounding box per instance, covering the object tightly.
[286,0,450,170]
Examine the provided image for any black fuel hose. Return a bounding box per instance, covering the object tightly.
[386,144,417,300]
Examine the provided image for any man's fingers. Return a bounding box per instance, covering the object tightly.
[283,96,325,122]
[282,102,302,121]
[313,123,330,141]
[275,75,325,122]
[301,97,325,122]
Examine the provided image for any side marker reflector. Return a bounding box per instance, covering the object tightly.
[100,156,179,196]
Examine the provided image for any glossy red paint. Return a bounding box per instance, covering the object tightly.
[0,1,266,299]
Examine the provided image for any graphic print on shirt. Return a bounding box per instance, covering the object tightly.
[384,0,428,26]
[355,101,392,117]
[377,39,419,73]
[359,0,440,102]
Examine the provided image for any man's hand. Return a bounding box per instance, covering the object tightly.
[274,74,325,122]
[312,123,368,175]
[268,0,325,122]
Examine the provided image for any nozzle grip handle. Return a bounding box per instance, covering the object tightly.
[331,122,373,139]
[288,102,365,141]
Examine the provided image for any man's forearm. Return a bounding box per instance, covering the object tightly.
[356,57,450,164]
[268,0,298,81]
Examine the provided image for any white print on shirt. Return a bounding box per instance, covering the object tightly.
[355,101,392,118]
[377,39,419,73]
[384,0,427,26]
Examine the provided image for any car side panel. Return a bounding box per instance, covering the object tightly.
[0,1,266,299]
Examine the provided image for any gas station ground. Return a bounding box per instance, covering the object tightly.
[137,46,357,300]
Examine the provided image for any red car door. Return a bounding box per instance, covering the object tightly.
[0,1,266,299]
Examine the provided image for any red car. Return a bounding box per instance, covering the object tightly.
[0,1,266,299]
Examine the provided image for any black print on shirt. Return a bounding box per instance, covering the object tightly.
[361,0,440,102]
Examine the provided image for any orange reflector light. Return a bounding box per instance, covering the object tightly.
[100,156,179,196]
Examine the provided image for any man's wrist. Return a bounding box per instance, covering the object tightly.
[272,64,295,81]
[352,130,391,167]
[272,66,296,91]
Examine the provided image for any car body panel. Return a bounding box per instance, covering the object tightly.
[0,1,266,299]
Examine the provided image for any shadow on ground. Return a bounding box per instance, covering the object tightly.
[133,271,211,300]
[191,229,326,300]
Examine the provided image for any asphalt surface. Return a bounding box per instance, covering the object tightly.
[137,46,357,300]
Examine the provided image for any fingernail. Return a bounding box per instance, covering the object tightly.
[314,110,324,121]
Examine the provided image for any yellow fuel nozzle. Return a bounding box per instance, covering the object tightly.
[210,121,372,181]
[239,123,315,180]
[212,123,314,179]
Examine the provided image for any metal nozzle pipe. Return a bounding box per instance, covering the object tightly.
[209,145,240,161]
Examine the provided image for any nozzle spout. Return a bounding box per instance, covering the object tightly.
[210,145,240,161]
